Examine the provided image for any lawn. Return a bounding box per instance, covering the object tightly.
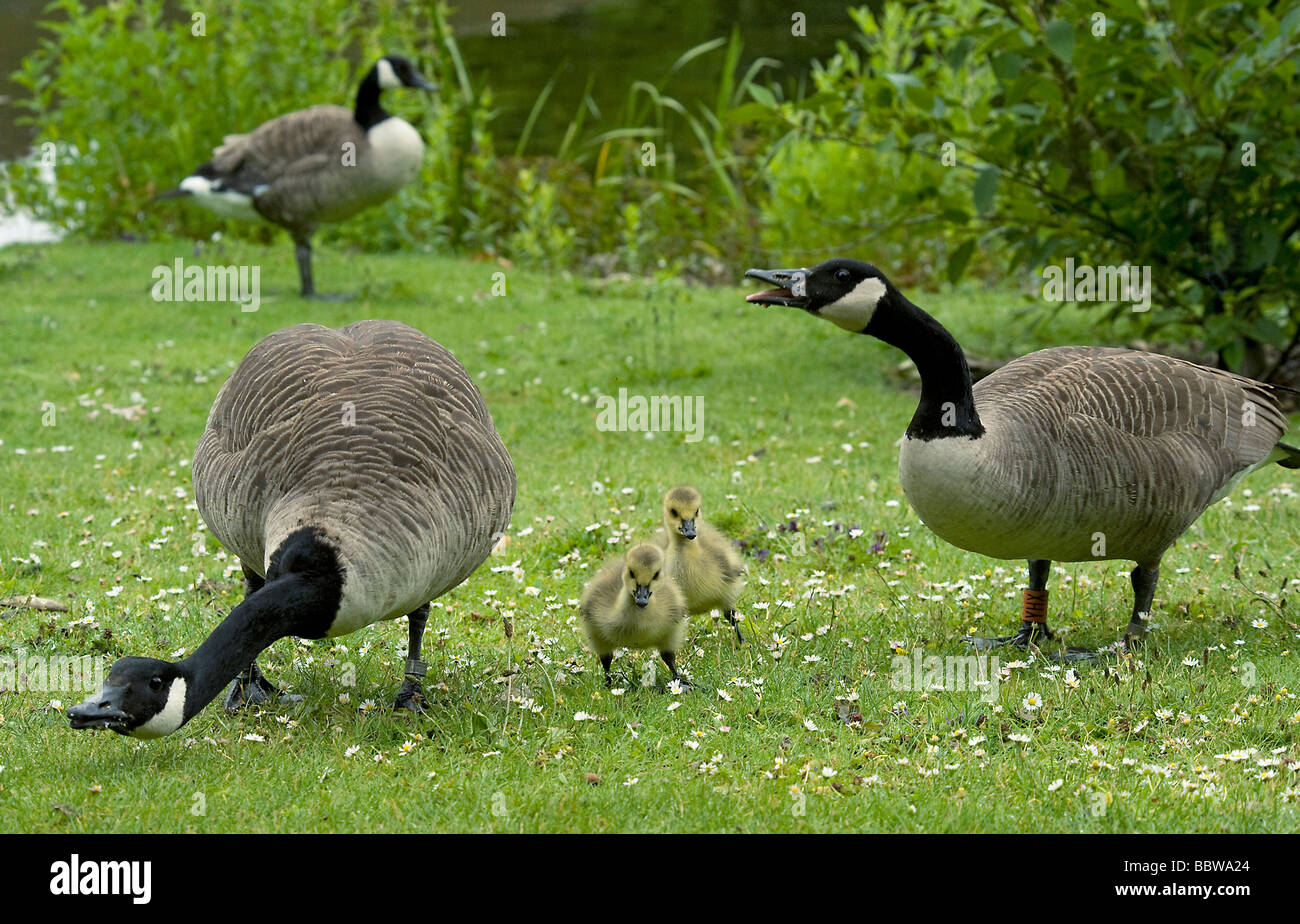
[0,239,1297,833]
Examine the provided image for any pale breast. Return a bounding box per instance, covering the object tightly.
[364,117,425,188]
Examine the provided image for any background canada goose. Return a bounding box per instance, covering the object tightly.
[68,320,515,737]
[746,258,1300,656]
[580,543,688,687]
[156,55,436,298]
[653,486,746,643]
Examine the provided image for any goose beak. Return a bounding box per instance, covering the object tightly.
[745,267,809,308]
[679,518,697,540]
[411,73,438,91]
[68,686,131,733]
[633,585,651,608]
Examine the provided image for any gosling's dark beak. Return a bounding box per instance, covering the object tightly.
[633,585,651,608]
[68,686,130,733]
[679,518,697,540]
[745,267,810,308]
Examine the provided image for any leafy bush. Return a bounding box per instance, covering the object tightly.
[753,0,1300,376]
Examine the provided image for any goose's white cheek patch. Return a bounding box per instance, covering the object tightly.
[820,277,886,331]
[376,59,401,89]
[130,677,187,739]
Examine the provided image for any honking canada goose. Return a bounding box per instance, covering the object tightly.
[156,55,436,298]
[68,320,515,738]
[653,486,746,643]
[746,258,1300,656]
[580,543,688,687]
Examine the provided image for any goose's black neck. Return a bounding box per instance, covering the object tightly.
[176,527,344,721]
[865,294,984,441]
[354,66,392,130]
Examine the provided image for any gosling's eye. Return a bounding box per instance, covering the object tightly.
[149,676,163,692]
[694,510,700,518]
[653,571,660,581]
[670,509,678,518]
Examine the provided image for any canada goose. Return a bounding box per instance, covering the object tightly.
[580,543,688,686]
[745,258,1300,655]
[653,486,746,643]
[68,320,515,738]
[156,55,436,298]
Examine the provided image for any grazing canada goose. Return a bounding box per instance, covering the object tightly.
[157,55,436,298]
[746,258,1300,656]
[68,320,515,738]
[580,543,688,687]
[653,486,746,643]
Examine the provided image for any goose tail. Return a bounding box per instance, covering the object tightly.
[1272,442,1300,469]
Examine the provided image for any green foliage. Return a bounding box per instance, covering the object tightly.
[3,0,485,254]
[755,0,1300,375]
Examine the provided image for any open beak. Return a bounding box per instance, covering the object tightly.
[679,519,697,540]
[633,585,651,608]
[67,686,131,733]
[745,267,810,308]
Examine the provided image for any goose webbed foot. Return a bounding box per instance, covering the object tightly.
[966,622,1100,662]
[392,658,430,713]
[1123,621,1147,649]
[967,620,1054,650]
[224,662,301,711]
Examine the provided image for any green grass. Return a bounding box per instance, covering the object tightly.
[1,240,1297,833]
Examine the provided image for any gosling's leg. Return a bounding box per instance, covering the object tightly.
[1125,563,1159,646]
[600,654,614,687]
[660,650,690,688]
[723,608,745,644]
[393,603,431,712]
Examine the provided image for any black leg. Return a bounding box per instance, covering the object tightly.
[241,564,264,597]
[723,608,745,644]
[660,650,687,686]
[600,654,613,687]
[971,559,1054,648]
[1125,563,1159,644]
[393,603,431,712]
[294,237,314,297]
[1015,557,1054,642]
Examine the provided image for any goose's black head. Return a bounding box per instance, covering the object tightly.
[68,657,189,738]
[745,259,893,333]
[375,55,437,91]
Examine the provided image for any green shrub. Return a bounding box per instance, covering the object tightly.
[751,0,1300,376]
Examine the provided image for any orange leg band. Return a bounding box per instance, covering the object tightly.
[1022,589,1049,623]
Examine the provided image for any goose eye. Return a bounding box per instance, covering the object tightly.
[653,571,660,581]
[836,269,852,282]
[149,676,163,692]
[670,509,678,518]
